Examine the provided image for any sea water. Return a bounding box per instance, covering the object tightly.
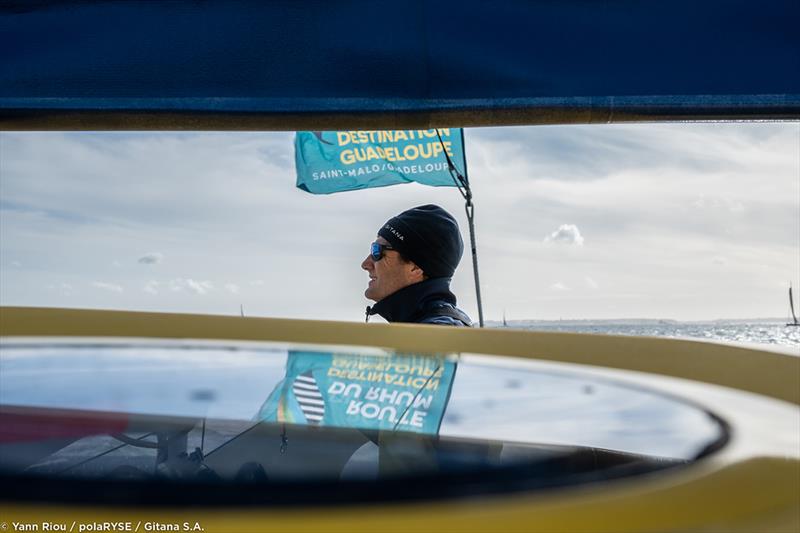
[491,321,800,350]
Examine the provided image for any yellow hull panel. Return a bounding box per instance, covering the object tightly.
[1,306,798,533]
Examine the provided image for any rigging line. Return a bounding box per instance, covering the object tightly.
[435,127,483,327]
[110,433,159,449]
[391,361,442,432]
[435,128,468,186]
[202,421,264,458]
[435,129,470,199]
[445,162,468,200]
[55,432,156,474]
[446,166,469,203]
[200,417,206,454]
[444,161,468,201]
[465,203,474,230]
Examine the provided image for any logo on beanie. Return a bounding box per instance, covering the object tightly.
[384,224,405,241]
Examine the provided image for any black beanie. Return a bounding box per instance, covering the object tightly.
[377,204,463,279]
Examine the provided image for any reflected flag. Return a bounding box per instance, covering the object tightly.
[292,371,325,425]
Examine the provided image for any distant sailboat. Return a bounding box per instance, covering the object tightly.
[787,283,799,327]
[502,310,508,327]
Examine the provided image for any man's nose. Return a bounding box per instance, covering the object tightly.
[361,255,374,271]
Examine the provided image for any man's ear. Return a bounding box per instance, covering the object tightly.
[409,262,425,283]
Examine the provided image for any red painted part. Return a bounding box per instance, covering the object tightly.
[0,406,129,443]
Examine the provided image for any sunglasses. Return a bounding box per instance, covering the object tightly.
[370,241,395,261]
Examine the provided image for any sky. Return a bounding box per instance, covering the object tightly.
[0,122,798,322]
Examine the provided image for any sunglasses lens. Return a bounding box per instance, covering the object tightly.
[370,242,382,261]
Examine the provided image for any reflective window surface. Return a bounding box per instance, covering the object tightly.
[0,339,726,504]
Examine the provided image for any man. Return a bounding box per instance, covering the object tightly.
[361,204,472,326]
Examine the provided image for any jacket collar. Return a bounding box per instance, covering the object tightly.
[368,278,455,323]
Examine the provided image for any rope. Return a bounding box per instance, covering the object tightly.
[435,129,485,327]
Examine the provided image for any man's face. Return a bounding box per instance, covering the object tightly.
[361,236,423,302]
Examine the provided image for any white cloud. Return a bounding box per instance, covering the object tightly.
[544,224,585,246]
[585,276,599,289]
[138,252,163,265]
[45,283,74,295]
[693,195,745,213]
[725,197,745,213]
[168,278,214,295]
[550,282,570,291]
[712,257,727,265]
[224,283,240,294]
[186,279,213,295]
[144,280,160,294]
[250,280,265,286]
[10,261,21,268]
[92,281,123,293]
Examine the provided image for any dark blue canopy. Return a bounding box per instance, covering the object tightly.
[2,0,798,129]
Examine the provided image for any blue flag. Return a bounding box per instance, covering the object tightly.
[257,350,457,435]
[295,129,466,194]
